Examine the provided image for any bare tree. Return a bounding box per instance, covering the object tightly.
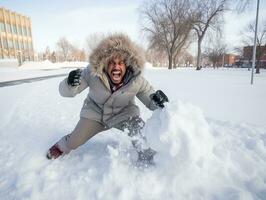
[192,0,227,70]
[146,48,168,67]
[43,46,51,61]
[204,37,226,68]
[56,37,73,61]
[70,46,86,61]
[178,50,195,67]
[233,46,244,67]
[140,0,194,69]
[233,46,244,57]
[234,0,252,13]
[242,20,266,73]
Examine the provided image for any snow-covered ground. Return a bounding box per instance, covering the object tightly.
[0,60,88,82]
[0,64,266,200]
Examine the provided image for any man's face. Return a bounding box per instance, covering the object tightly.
[107,57,126,84]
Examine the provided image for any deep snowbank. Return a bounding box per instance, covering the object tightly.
[144,102,266,199]
[0,83,265,199]
[0,68,266,199]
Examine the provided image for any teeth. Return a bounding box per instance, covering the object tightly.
[112,71,121,76]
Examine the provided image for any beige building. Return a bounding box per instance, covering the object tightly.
[0,7,34,62]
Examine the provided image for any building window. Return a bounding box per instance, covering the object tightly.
[20,41,24,50]
[25,42,29,50]
[3,39,8,48]
[15,40,19,49]
[23,26,27,36]
[12,25,17,34]
[8,40,14,48]
[6,24,12,33]
[0,22,5,32]
[18,26,22,35]
[27,28,31,37]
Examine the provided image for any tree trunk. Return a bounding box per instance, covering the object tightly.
[196,38,202,70]
[255,60,260,74]
[173,53,178,68]
[168,55,173,69]
[173,57,176,68]
[255,51,261,74]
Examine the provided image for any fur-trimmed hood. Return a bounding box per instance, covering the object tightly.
[89,33,145,77]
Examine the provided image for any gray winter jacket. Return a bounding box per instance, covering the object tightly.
[59,34,157,128]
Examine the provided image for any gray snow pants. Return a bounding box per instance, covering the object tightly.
[57,116,147,155]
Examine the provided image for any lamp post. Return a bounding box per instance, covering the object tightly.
[251,0,260,85]
[17,50,22,66]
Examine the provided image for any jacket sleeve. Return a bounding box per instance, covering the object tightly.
[136,76,158,111]
[59,66,91,97]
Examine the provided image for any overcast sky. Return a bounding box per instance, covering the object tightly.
[1,0,266,55]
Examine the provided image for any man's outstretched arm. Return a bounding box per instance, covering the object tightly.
[59,67,90,97]
[136,76,168,110]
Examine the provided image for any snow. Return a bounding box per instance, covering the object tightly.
[0,59,18,68]
[0,64,266,200]
[20,60,88,70]
[0,60,88,82]
[142,67,266,127]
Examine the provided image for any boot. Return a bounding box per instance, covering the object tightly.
[137,148,157,164]
[46,143,63,159]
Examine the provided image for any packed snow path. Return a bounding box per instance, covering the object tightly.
[0,73,68,87]
[0,68,266,200]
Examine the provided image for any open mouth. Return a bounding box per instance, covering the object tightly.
[111,70,122,81]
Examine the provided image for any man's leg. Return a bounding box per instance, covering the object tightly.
[47,118,107,159]
[115,116,156,163]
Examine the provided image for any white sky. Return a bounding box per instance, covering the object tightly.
[1,0,266,55]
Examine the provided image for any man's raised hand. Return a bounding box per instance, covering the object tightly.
[67,69,82,86]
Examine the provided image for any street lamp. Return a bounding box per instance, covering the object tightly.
[251,0,260,85]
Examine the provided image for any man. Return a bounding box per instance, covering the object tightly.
[47,34,168,162]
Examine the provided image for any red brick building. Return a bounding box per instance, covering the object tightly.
[243,46,266,68]
[216,54,237,67]
[224,54,236,66]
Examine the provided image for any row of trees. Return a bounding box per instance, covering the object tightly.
[40,33,106,62]
[40,0,265,73]
[40,37,86,62]
[141,0,266,73]
[140,0,227,69]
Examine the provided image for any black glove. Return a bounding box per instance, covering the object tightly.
[150,90,169,108]
[67,69,82,86]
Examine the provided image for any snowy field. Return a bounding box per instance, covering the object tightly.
[0,60,87,82]
[0,64,266,200]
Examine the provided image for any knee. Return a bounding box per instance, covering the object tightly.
[122,116,145,137]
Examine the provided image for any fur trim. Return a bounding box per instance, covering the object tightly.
[89,33,145,76]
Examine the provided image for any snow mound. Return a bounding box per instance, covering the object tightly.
[0,85,266,200]
[141,101,266,199]
[95,101,266,199]
[145,101,214,167]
